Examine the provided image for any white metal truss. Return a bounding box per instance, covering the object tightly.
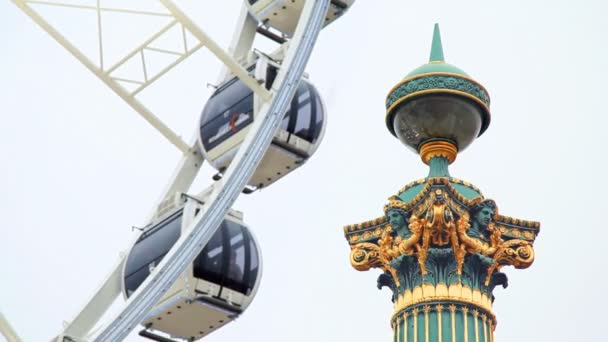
[0,312,21,342]
[12,0,271,154]
[12,0,330,341]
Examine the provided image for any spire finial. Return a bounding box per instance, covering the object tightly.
[429,23,444,62]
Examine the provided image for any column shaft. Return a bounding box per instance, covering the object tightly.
[392,303,492,342]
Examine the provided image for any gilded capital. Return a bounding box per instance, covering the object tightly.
[343,176,540,324]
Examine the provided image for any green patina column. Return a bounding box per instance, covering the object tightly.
[343,25,540,342]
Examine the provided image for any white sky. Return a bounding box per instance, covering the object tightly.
[1,0,607,341]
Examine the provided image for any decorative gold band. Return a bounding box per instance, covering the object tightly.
[419,140,458,164]
[391,283,496,322]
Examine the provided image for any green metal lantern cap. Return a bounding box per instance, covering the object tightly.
[406,24,470,78]
[385,24,492,158]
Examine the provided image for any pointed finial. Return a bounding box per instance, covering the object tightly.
[429,23,445,62]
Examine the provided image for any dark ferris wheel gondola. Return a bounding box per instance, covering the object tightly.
[198,55,326,189]
[122,197,262,341]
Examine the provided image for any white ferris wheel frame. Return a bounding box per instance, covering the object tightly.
[0,312,20,342]
[9,0,331,341]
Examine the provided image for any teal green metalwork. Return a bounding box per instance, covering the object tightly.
[386,75,491,110]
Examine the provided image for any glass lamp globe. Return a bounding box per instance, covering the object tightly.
[391,95,484,153]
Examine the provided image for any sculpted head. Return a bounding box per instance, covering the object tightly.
[470,200,497,230]
[387,209,407,229]
[384,202,411,239]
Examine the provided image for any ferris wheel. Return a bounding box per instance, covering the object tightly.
[5,0,355,341]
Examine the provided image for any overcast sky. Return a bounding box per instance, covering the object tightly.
[1,1,607,341]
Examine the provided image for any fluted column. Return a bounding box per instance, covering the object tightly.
[392,303,494,342]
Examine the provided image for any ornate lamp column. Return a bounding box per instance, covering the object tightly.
[343,24,540,342]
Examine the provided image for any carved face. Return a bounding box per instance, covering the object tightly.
[387,209,406,229]
[474,207,494,228]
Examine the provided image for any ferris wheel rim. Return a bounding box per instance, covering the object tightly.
[91,1,331,340]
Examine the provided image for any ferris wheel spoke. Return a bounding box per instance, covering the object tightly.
[57,255,126,340]
[12,0,194,153]
[218,4,258,84]
[160,0,271,101]
[18,1,174,18]
[148,135,204,221]
[0,312,21,342]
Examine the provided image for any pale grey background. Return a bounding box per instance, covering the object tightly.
[1,0,606,341]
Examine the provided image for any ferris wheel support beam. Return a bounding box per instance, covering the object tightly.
[217,4,258,84]
[11,0,192,154]
[56,255,126,340]
[148,136,204,221]
[227,5,258,63]
[160,0,271,102]
[89,0,330,340]
[0,312,21,342]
